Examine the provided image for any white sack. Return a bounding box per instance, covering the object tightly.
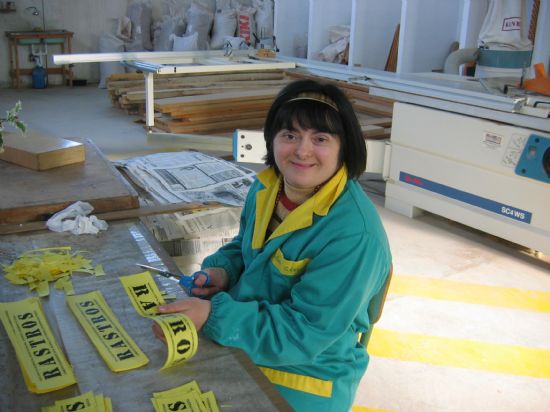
[172,32,199,51]
[185,1,214,50]
[253,0,273,39]
[210,8,237,49]
[478,0,532,51]
[98,33,125,89]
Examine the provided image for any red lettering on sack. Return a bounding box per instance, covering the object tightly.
[502,17,521,31]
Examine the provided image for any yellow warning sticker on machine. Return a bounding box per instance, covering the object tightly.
[66,290,149,372]
[0,297,76,393]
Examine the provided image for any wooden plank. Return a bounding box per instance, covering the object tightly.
[165,100,274,118]
[123,80,290,103]
[344,88,394,106]
[359,117,393,127]
[351,99,394,117]
[278,70,396,117]
[108,70,285,82]
[158,109,269,125]
[362,125,391,139]
[0,132,85,170]
[107,71,286,92]
[0,138,139,224]
[0,202,227,235]
[154,88,282,112]
[154,117,266,134]
[385,24,400,72]
[285,70,371,93]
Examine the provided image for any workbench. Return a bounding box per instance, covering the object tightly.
[0,220,291,411]
[5,30,74,88]
[0,138,139,224]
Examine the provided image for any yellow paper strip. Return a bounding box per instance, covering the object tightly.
[152,395,196,412]
[161,293,177,300]
[119,271,166,317]
[0,297,77,393]
[52,391,96,411]
[152,391,206,412]
[42,391,112,412]
[37,280,50,297]
[3,246,100,295]
[201,391,220,412]
[94,264,106,277]
[66,291,149,372]
[153,314,198,370]
[104,395,113,412]
[153,381,218,412]
[153,380,202,398]
[94,394,106,412]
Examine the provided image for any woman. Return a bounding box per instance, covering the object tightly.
[155,79,392,411]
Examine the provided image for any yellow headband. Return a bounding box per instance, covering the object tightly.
[285,92,339,112]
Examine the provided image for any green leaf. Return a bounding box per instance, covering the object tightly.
[15,121,27,133]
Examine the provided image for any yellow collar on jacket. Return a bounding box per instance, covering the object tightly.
[252,166,348,249]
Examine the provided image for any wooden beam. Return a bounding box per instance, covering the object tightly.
[0,202,229,235]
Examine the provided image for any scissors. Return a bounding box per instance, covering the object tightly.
[136,264,210,296]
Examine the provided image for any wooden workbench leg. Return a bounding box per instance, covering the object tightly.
[67,35,73,87]
[60,42,65,86]
[8,40,15,88]
[44,42,49,87]
[13,40,20,88]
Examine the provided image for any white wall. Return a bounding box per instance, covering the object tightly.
[0,0,128,87]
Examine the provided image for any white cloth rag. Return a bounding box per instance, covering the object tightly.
[46,201,108,235]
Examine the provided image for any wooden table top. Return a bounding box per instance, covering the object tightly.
[0,138,139,224]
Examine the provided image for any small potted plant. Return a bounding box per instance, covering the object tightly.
[0,101,26,153]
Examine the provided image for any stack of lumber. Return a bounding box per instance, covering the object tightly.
[106,71,289,115]
[153,87,283,134]
[105,69,393,138]
[285,70,394,139]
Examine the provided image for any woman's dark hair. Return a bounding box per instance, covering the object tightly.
[263,79,366,179]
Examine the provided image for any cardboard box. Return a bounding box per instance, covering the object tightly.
[0,131,85,170]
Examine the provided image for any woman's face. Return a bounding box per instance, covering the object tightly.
[273,124,341,190]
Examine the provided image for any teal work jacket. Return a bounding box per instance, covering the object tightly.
[202,166,392,411]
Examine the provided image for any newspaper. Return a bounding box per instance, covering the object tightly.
[115,151,256,263]
[115,151,256,207]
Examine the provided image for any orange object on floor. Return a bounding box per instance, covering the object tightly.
[523,63,550,96]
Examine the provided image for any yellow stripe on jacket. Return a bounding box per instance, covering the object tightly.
[259,367,333,398]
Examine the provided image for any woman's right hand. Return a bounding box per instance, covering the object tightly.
[190,267,229,298]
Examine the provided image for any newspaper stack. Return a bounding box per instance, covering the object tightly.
[116,152,256,269]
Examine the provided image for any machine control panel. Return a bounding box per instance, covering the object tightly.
[515,134,550,184]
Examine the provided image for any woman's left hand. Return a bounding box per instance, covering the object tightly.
[152,298,212,342]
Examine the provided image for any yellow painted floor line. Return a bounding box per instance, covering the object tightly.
[369,328,550,379]
[389,274,550,313]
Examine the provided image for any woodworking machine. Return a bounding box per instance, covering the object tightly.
[234,71,550,256]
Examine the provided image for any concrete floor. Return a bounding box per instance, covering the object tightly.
[1,85,549,411]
